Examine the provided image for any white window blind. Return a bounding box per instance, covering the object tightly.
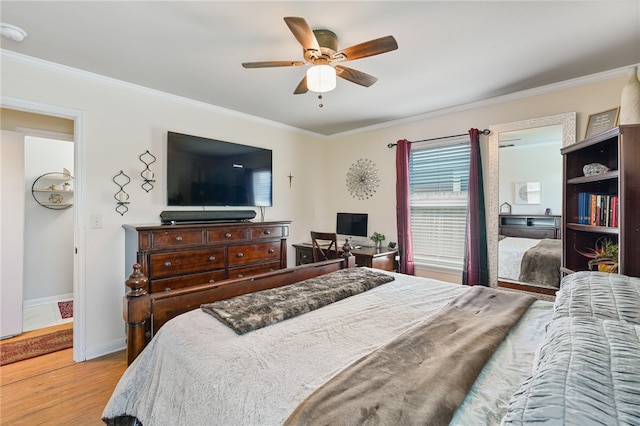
[409,137,470,269]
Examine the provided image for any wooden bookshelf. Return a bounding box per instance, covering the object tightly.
[561,125,640,277]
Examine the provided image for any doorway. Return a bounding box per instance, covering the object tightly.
[0,102,85,361]
[23,135,74,331]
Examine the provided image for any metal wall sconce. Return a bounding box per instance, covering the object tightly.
[139,150,156,192]
[113,170,131,216]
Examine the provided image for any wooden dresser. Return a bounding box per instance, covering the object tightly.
[124,221,290,294]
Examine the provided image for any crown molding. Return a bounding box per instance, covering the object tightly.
[1,49,323,139]
[3,49,636,140]
[330,64,637,139]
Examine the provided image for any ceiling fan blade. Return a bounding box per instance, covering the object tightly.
[284,17,320,53]
[293,75,308,94]
[242,61,305,68]
[335,65,378,87]
[335,35,398,61]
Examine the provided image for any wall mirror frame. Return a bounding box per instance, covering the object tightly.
[486,112,577,287]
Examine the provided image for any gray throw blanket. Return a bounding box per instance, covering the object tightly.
[518,238,561,287]
[201,268,395,334]
[284,286,536,426]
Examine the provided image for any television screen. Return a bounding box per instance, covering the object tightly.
[167,132,272,207]
[336,212,368,237]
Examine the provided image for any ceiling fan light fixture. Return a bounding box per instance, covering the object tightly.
[306,64,336,93]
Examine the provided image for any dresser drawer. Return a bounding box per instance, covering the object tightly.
[149,248,226,278]
[296,245,314,265]
[207,227,249,243]
[228,242,281,266]
[150,229,204,249]
[228,261,281,279]
[150,270,227,293]
[250,225,287,239]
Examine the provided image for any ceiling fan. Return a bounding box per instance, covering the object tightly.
[242,16,398,94]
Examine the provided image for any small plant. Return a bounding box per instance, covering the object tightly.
[370,232,386,243]
[576,237,619,273]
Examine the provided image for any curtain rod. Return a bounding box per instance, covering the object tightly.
[387,129,491,148]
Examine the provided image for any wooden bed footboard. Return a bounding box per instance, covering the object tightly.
[124,254,356,365]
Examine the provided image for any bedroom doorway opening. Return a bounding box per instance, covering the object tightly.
[0,104,83,361]
[22,135,74,332]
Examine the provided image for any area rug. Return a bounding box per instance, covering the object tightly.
[0,328,73,365]
[57,300,73,319]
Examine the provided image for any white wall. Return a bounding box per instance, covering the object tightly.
[1,51,631,358]
[499,142,562,216]
[23,136,74,301]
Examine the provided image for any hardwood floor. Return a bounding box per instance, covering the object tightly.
[0,328,127,425]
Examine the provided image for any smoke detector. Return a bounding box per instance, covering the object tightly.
[1,23,28,42]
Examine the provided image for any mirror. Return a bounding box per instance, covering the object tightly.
[486,112,576,288]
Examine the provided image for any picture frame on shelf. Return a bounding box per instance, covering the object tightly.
[585,107,620,139]
[500,202,512,214]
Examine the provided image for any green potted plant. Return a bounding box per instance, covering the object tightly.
[370,232,386,249]
[576,237,619,273]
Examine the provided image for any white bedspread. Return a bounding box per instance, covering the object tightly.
[498,237,542,281]
[103,270,553,426]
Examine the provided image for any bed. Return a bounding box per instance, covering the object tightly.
[103,260,640,425]
[498,214,562,290]
[502,271,640,424]
[498,236,562,287]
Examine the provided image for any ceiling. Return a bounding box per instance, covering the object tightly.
[1,1,639,137]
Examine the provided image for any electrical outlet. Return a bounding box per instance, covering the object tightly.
[90,214,102,229]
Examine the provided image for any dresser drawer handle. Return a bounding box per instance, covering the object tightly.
[209,279,215,283]
[164,261,172,267]
[208,256,216,262]
[263,229,271,235]
[164,287,171,292]
[302,254,308,259]
[237,274,244,278]
[236,252,244,258]
[268,248,275,254]
[225,233,232,238]
[175,236,183,242]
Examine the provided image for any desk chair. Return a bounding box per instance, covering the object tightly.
[310,231,339,262]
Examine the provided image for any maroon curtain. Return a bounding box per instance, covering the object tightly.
[462,129,489,286]
[395,139,415,275]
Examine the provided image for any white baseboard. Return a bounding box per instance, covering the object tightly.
[24,293,73,307]
[84,338,126,361]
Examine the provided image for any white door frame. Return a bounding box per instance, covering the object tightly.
[1,96,86,362]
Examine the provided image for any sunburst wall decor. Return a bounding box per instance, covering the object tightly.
[346,158,380,200]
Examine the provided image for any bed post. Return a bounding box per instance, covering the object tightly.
[124,263,151,365]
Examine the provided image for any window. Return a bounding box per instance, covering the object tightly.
[252,168,272,206]
[409,137,470,269]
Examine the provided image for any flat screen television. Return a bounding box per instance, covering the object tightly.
[336,212,368,237]
[166,131,272,207]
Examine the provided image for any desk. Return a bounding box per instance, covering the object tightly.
[293,244,398,272]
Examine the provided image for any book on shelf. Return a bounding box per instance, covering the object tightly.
[577,192,618,227]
